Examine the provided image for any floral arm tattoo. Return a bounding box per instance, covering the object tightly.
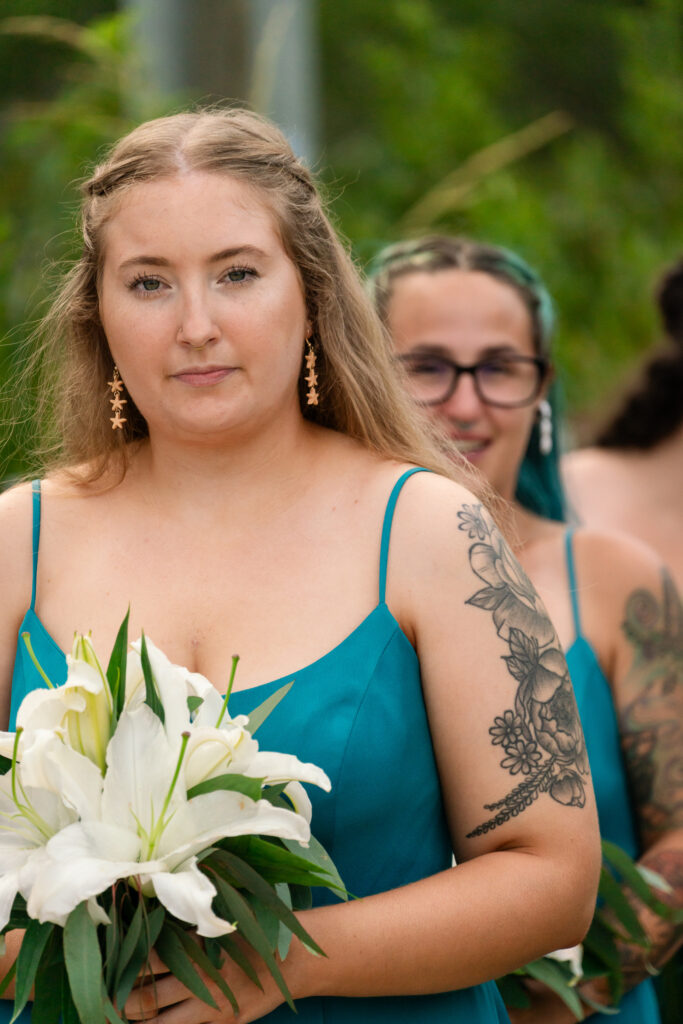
[596,569,683,991]
[457,505,590,839]
[619,569,683,842]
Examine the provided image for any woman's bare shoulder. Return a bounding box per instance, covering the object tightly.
[0,481,36,631]
[562,447,635,492]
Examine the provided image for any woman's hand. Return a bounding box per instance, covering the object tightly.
[124,941,286,1024]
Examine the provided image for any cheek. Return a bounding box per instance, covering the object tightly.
[494,409,536,452]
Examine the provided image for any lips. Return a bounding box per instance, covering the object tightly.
[448,436,489,462]
[172,366,235,386]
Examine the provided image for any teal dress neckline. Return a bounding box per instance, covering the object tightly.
[7,473,510,1022]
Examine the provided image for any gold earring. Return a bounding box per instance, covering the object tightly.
[305,337,319,407]
[108,366,128,431]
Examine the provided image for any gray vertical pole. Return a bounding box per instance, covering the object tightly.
[122,0,319,164]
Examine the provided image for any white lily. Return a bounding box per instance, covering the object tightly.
[546,943,584,982]
[128,637,217,746]
[187,685,331,796]
[28,705,312,936]
[0,634,113,773]
[0,752,78,931]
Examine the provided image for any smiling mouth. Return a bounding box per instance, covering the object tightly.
[451,438,488,454]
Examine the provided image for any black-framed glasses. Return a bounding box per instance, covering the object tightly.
[396,352,548,408]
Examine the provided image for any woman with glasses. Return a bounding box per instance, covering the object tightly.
[370,236,683,1024]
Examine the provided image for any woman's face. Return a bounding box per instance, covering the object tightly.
[98,170,309,445]
[386,268,545,501]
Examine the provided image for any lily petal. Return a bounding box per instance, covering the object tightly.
[151,859,235,937]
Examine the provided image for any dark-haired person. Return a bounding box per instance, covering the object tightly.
[563,257,683,591]
[0,111,603,1023]
[370,236,683,1023]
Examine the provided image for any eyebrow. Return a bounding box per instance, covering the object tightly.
[117,245,270,272]
[407,343,523,359]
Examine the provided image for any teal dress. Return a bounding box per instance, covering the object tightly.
[6,473,509,1023]
[565,529,660,1023]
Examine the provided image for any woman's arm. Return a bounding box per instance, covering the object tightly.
[511,533,683,1022]
[0,483,38,997]
[127,475,601,1022]
[605,547,683,993]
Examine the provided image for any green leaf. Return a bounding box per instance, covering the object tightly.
[187,695,204,714]
[246,681,294,734]
[598,867,648,945]
[583,914,621,971]
[63,901,106,1024]
[106,607,130,722]
[276,884,293,961]
[60,982,79,1024]
[154,924,218,1010]
[210,849,325,956]
[211,874,295,1010]
[0,961,16,1000]
[167,922,238,1014]
[495,972,532,1010]
[215,934,262,988]
[111,896,143,994]
[102,995,127,1024]
[525,957,584,1019]
[32,957,67,1024]
[282,835,348,898]
[113,904,165,1009]
[12,919,53,1022]
[0,754,12,775]
[601,840,673,916]
[140,631,165,724]
[583,915,623,1004]
[221,836,334,888]
[187,773,264,802]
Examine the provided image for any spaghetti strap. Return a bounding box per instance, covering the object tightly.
[564,527,582,639]
[30,480,41,612]
[379,468,429,603]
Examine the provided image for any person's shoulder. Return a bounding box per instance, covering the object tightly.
[386,467,502,578]
[562,446,630,486]
[0,479,37,616]
[571,525,669,599]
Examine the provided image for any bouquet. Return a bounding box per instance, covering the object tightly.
[0,612,345,1023]
[496,839,683,1019]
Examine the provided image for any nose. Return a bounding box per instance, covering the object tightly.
[439,369,484,424]
[177,287,219,349]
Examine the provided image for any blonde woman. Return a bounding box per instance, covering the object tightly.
[0,114,600,1023]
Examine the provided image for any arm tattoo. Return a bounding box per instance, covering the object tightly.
[457,505,590,839]
[619,570,683,839]
[610,848,683,988]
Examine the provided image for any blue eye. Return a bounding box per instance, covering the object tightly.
[129,275,162,294]
[223,267,255,284]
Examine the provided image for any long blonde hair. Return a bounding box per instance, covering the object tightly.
[22,108,488,498]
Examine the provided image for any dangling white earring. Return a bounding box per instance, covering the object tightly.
[538,399,553,456]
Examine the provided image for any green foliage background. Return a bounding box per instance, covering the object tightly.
[1,0,682,480]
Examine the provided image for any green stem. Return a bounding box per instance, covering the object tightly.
[21,633,54,689]
[148,731,190,856]
[216,655,240,728]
